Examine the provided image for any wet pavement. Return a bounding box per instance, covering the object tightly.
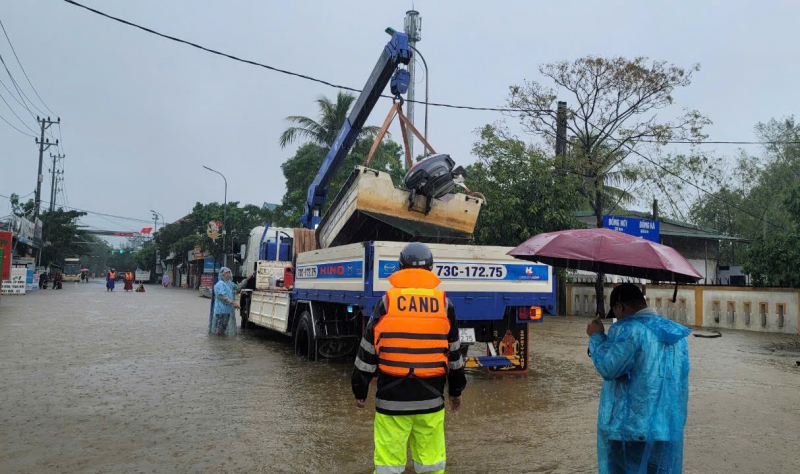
[1,282,799,473]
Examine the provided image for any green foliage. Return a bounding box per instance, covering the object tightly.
[690,117,800,273]
[507,56,709,223]
[275,92,405,227]
[467,125,582,246]
[39,208,90,266]
[743,185,800,287]
[151,202,274,265]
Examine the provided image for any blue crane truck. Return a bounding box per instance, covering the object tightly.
[239,29,555,373]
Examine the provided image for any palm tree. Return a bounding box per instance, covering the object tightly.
[279,92,379,149]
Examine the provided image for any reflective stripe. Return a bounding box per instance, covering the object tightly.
[360,338,375,354]
[414,460,447,473]
[375,397,444,411]
[380,346,447,355]
[375,465,405,474]
[449,357,464,370]
[377,332,449,341]
[379,358,447,369]
[449,340,461,351]
[354,356,376,373]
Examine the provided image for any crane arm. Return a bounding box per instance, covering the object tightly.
[301,31,411,228]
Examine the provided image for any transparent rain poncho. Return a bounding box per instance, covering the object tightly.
[589,308,691,473]
[210,268,238,336]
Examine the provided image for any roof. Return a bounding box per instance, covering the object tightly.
[574,210,750,242]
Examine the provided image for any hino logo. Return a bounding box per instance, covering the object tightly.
[320,265,345,275]
[525,267,533,275]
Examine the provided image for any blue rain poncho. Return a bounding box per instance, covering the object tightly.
[589,308,691,473]
[210,268,241,336]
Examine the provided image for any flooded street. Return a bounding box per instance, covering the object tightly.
[1,283,799,473]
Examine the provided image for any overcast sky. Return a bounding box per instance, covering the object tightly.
[1,0,799,241]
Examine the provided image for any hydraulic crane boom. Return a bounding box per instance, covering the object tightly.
[301,31,411,228]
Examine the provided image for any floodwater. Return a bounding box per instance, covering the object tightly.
[1,282,799,473]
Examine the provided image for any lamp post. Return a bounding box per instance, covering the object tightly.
[408,44,430,146]
[202,166,228,267]
[150,210,164,279]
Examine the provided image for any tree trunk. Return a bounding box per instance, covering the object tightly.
[594,184,606,317]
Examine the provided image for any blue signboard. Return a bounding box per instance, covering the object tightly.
[203,257,221,273]
[296,260,364,279]
[378,260,549,282]
[603,215,660,242]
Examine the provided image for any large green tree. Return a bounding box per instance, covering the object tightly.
[507,56,709,315]
[690,117,800,279]
[146,202,274,271]
[8,193,90,266]
[466,125,582,246]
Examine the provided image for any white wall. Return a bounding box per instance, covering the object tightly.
[567,284,799,335]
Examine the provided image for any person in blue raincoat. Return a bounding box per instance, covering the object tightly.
[210,267,252,336]
[587,283,690,474]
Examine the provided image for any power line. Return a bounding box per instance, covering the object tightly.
[57,204,154,224]
[0,52,44,119]
[618,142,783,230]
[0,19,57,116]
[61,0,552,115]
[641,139,800,146]
[61,0,800,147]
[0,110,35,136]
[0,86,36,133]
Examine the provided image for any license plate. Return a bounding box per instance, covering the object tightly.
[459,328,476,343]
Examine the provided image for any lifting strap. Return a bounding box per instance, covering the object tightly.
[363,102,436,169]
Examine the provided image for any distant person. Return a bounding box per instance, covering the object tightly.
[162,273,170,288]
[53,272,63,290]
[210,267,252,336]
[352,243,466,474]
[39,271,48,289]
[586,283,690,474]
[124,270,134,292]
[106,269,116,292]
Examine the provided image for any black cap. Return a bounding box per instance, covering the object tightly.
[606,283,645,319]
[399,242,434,270]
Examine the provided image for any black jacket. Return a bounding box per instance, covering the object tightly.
[351,295,467,416]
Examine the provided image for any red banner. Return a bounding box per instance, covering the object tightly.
[140,227,153,234]
[0,231,12,281]
[114,232,135,237]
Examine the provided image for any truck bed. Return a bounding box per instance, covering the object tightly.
[316,167,484,248]
[293,241,554,320]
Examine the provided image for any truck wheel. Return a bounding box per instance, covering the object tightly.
[294,311,316,361]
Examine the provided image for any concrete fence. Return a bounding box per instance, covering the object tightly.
[566,283,800,335]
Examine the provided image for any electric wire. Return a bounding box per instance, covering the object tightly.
[62,1,800,146]
[0,85,36,134]
[0,19,57,116]
[0,110,35,136]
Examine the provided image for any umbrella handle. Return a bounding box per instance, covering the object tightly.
[672,282,678,303]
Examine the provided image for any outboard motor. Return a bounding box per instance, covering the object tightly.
[403,154,467,214]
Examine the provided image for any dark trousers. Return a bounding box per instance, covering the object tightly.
[608,441,672,474]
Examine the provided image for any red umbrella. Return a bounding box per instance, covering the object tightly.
[508,228,702,283]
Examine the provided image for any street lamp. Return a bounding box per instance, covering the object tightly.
[408,44,430,146]
[150,210,165,278]
[202,165,228,267]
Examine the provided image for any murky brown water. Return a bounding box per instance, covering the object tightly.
[1,283,799,473]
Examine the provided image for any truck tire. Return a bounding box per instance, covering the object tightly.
[294,311,316,361]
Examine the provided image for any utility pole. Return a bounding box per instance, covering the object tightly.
[34,116,59,220]
[49,153,65,213]
[652,199,659,221]
[554,101,569,316]
[403,9,421,164]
